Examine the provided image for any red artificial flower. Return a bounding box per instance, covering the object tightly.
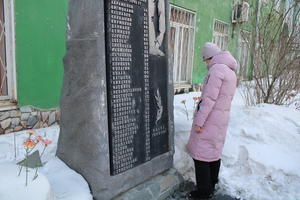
[43,139,52,145]
[23,138,36,148]
[36,136,44,142]
[27,129,36,135]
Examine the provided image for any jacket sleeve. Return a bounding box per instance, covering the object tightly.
[194,66,224,127]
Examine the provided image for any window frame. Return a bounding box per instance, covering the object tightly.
[212,19,230,50]
[0,0,17,104]
[238,30,251,80]
[274,0,281,12]
[169,4,196,88]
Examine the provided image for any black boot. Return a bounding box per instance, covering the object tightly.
[187,190,213,200]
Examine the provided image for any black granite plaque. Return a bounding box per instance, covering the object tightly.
[105,0,169,175]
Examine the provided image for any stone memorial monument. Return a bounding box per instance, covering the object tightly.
[57,0,176,199]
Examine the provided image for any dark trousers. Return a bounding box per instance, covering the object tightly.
[193,159,221,197]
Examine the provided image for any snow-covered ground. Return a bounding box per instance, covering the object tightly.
[0,126,93,200]
[0,163,55,200]
[174,88,300,200]
[0,86,299,200]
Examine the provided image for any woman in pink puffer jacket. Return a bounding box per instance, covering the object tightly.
[187,43,237,200]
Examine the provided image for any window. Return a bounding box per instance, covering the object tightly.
[274,0,281,12]
[169,5,196,88]
[262,0,269,4]
[295,4,300,36]
[238,30,251,80]
[284,0,294,33]
[212,19,229,50]
[0,0,16,103]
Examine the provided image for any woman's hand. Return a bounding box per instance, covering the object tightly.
[193,125,202,133]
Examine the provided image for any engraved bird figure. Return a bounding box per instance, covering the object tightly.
[155,89,163,125]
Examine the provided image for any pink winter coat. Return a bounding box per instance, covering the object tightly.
[187,51,237,162]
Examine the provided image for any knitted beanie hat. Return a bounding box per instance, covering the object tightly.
[202,42,221,60]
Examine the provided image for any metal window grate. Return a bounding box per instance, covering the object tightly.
[238,30,251,80]
[170,6,195,26]
[0,0,7,96]
[0,0,16,102]
[169,5,196,87]
[212,19,229,50]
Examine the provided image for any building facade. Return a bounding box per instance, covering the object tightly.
[0,0,298,134]
[0,0,67,134]
[169,0,255,92]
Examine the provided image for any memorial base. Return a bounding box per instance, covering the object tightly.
[114,168,183,200]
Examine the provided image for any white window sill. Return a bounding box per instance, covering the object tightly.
[0,102,18,111]
[174,83,192,89]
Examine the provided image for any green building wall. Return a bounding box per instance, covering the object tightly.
[13,0,257,108]
[15,0,68,108]
[169,0,255,84]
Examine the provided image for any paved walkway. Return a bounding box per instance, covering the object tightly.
[166,181,238,200]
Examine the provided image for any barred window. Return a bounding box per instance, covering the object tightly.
[0,0,16,104]
[169,5,196,88]
[238,30,251,80]
[212,19,230,50]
